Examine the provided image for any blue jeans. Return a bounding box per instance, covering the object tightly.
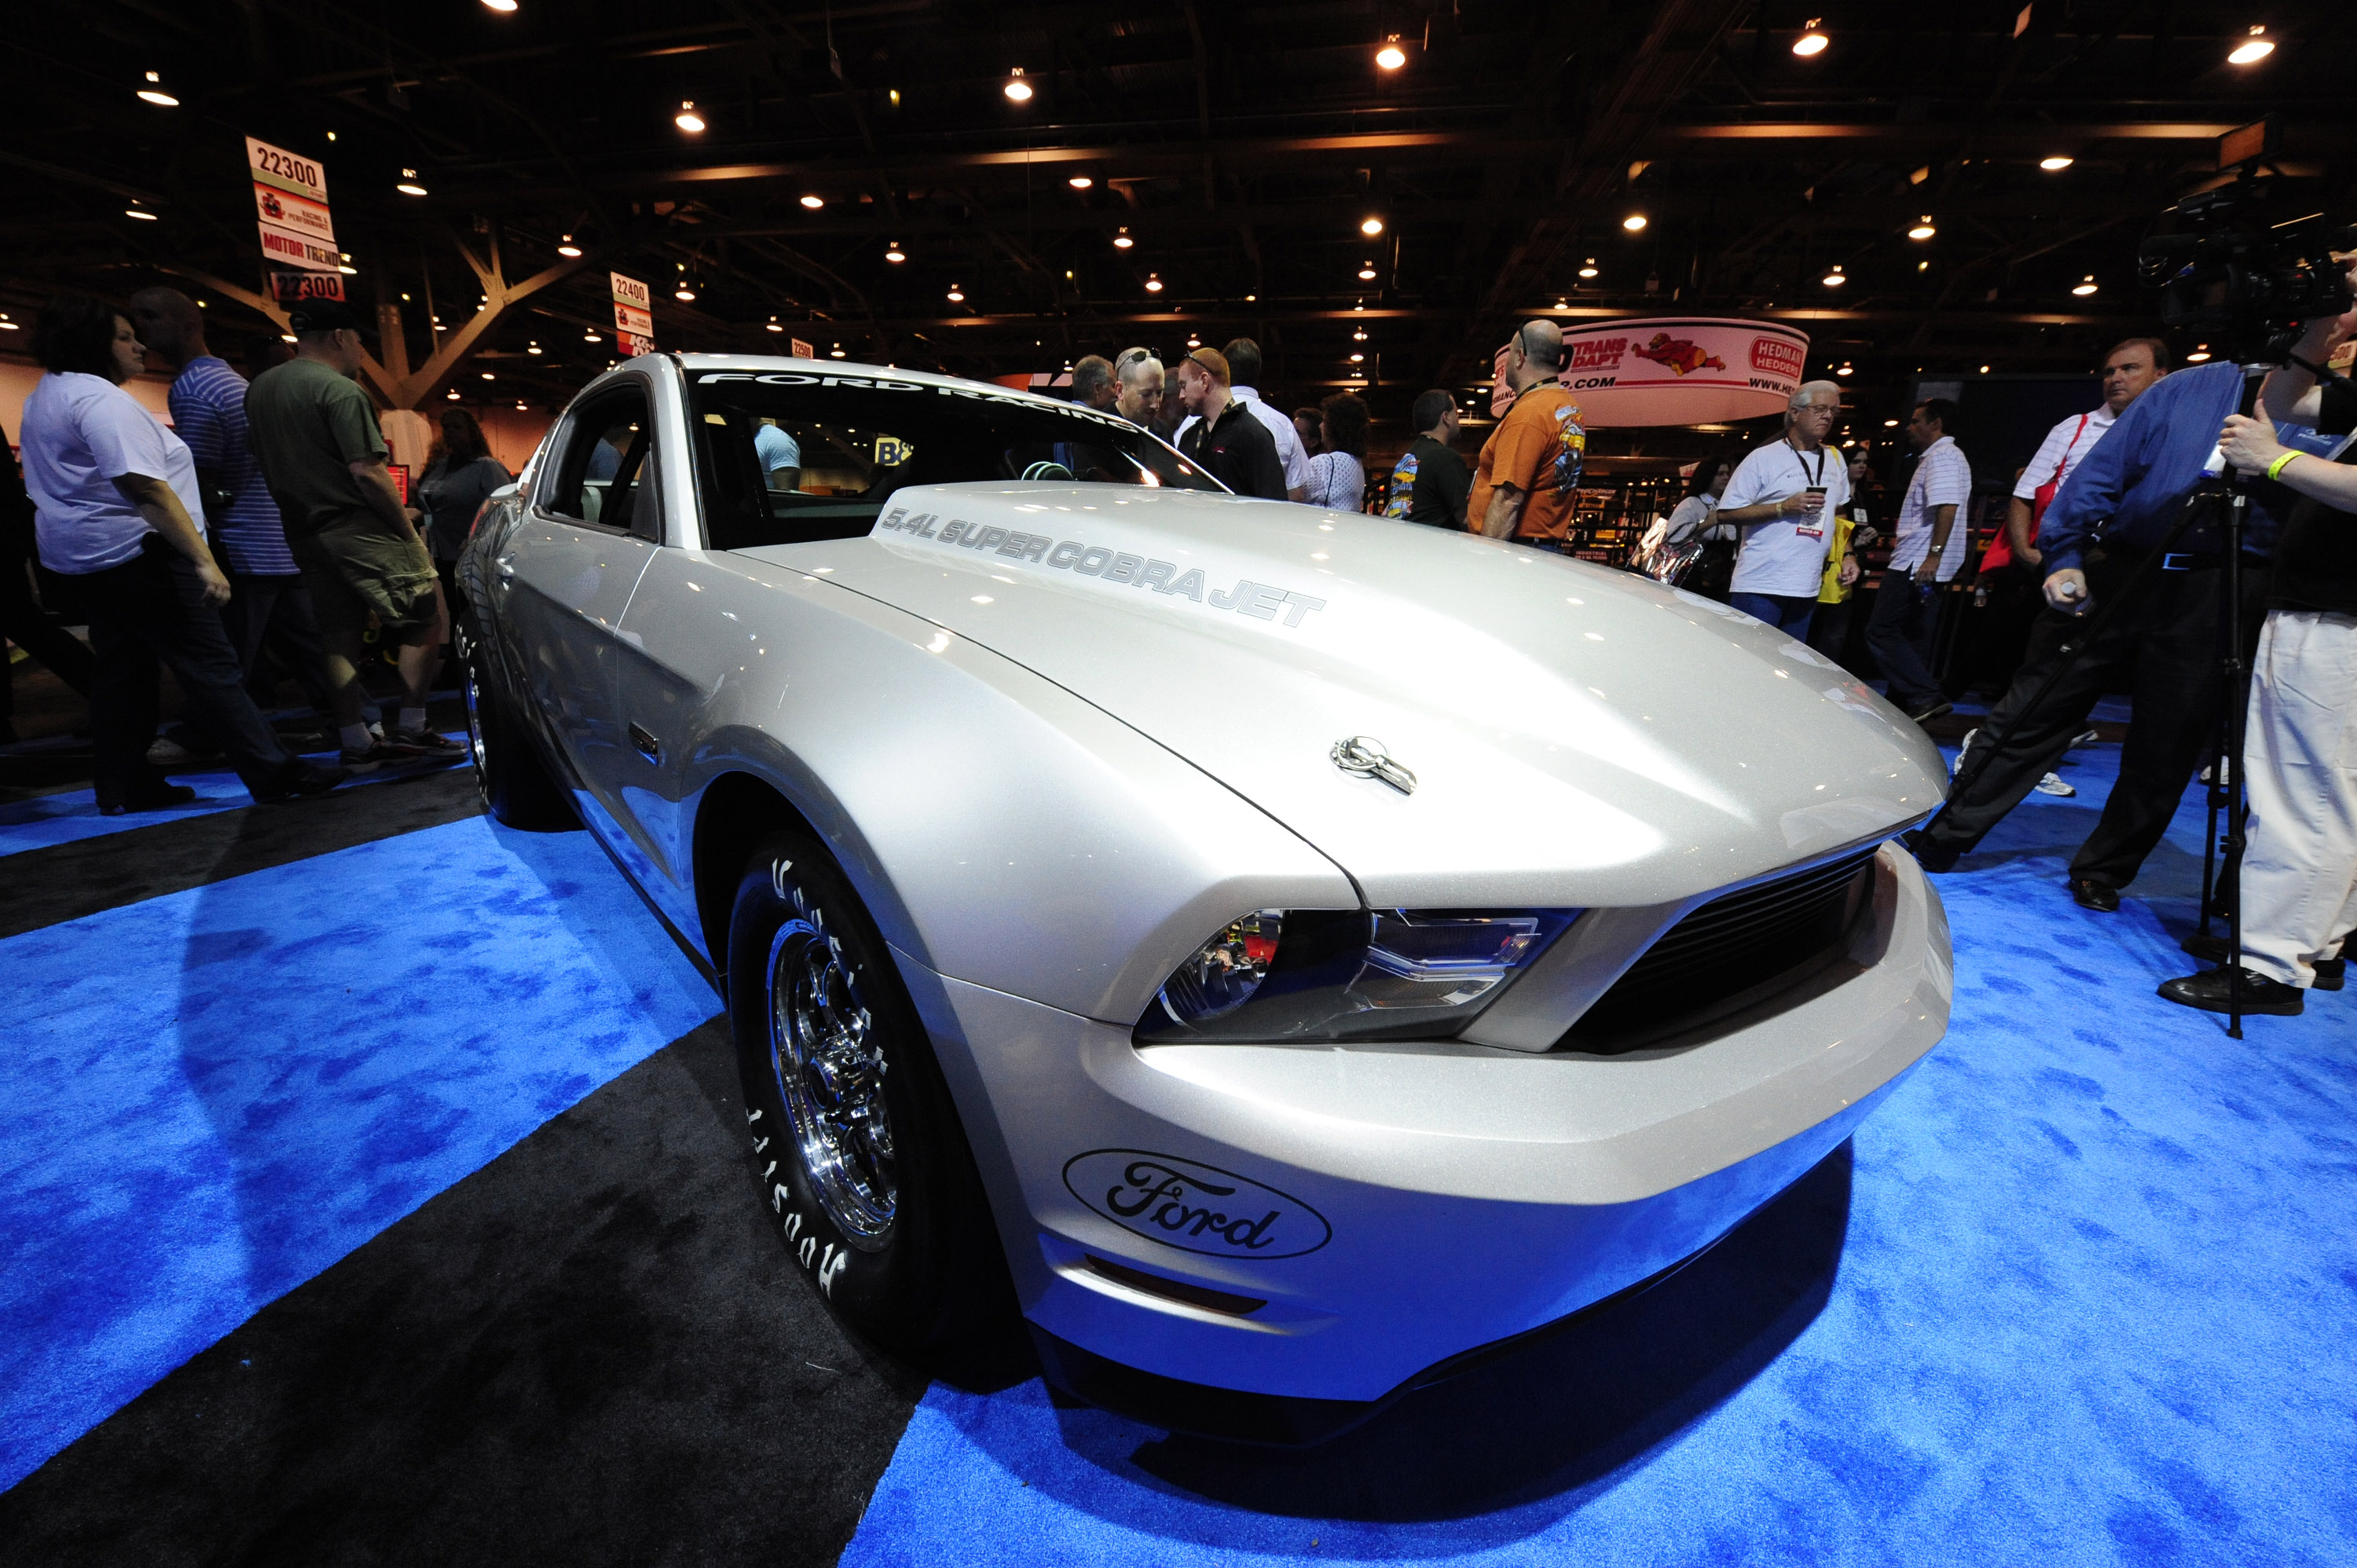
[1730,592,1817,640]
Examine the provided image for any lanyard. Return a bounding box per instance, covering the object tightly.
[2055,413,2094,484]
[1786,438,1827,489]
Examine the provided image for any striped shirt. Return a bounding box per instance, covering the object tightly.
[1890,435,1973,581]
[168,356,298,576]
[2010,406,2115,502]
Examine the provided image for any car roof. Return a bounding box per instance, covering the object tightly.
[669,354,1083,416]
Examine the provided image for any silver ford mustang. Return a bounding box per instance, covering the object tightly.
[456,353,1952,1443]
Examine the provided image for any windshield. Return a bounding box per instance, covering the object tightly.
[686,368,1227,549]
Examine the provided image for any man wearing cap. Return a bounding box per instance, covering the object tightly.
[1174,347,1287,500]
[246,301,463,769]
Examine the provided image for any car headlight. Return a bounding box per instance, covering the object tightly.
[1136,907,1579,1045]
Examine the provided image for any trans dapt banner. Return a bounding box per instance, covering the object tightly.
[1547,318,1813,427]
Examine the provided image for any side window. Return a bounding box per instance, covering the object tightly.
[543,386,652,534]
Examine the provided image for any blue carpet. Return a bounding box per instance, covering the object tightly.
[0,816,717,1490]
[0,733,470,858]
[843,742,2357,1567]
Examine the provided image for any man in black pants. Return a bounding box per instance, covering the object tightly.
[1907,361,2287,910]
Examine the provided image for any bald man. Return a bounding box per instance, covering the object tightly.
[1467,319,1586,548]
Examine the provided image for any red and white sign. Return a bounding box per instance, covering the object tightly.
[790,337,815,361]
[247,135,338,275]
[268,271,346,304]
[1554,318,1813,427]
[610,273,653,354]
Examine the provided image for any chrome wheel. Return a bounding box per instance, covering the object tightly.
[767,914,896,1250]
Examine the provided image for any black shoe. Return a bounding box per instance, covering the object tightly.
[1905,698,1955,724]
[1901,829,1961,874]
[2068,877,2120,913]
[97,782,198,817]
[251,760,346,804]
[2180,932,2344,991]
[2157,966,2304,1017]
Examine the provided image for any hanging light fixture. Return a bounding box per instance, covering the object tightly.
[1908,216,1937,240]
[396,169,429,196]
[674,280,697,302]
[2072,275,2099,296]
[946,284,966,302]
[482,0,518,11]
[1822,266,1846,288]
[1003,68,1032,102]
[830,343,846,358]
[1352,328,1368,342]
[675,101,706,133]
[1113,226,1134,249]
[766,316,784,333]
[1360,216,1384,236]
[446,388,461,401]
[1144,273,1164,293]
[1792,20,1829,56]
[123,202,158,221]
[1358,262,1378,280]
[584,328,601,342]
[557,234,583,258]
[800,194,824,210]
[2227,26,2274,65]
[1578,258,1599,279]
[137,70,178,107]
[2187,343,2213,363]
[884,241,906,262]
[1375,37,1406,70]
[1349,353,1365,364]
[1068,175,1093,189]
[1622,213,1648,232]
[2040,155,2074,171]
[1836,362,1854,376]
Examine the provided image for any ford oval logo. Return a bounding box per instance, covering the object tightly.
[1062,1149,1332,1260]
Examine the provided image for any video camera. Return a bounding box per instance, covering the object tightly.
[2138,118,2355,365]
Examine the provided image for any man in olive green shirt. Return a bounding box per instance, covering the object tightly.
[246,302,460,768]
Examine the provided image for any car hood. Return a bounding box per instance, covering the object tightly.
[740,483,1947,907]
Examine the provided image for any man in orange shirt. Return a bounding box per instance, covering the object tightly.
[1468,320,1585,550]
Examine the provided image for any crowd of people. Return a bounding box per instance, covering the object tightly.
[3,291,484,811]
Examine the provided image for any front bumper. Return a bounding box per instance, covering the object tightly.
[904,842,1949,1420]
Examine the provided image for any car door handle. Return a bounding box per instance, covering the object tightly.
[629,723,662,764]
[495,558,516,582]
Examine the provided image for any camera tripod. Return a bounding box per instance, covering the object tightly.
[1937,365,2269,1036]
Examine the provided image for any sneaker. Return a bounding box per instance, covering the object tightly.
[2181,932,2344,991]
[2033,772,2076,797]
[2069,728,2100,748]
[1949,728,1980,777]
[387,726,467,761]
[251,760,346,804]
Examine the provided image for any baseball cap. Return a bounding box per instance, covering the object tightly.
[285,299,371,336]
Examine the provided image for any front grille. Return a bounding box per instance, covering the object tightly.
[1557,844,1880,1053]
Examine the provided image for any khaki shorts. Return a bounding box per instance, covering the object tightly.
[294,516,442,644]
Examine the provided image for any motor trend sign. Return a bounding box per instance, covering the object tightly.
[247,136,339,276]
[610,272,654,356]
[1554,318,1813,427]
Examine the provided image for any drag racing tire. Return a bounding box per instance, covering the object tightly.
[727,831,996,1354]
[456,616,577,830]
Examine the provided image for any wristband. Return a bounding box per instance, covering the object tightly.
[2267,451,2303,482]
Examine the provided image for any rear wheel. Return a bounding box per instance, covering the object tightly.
[456,616,576,830]
[727,831,995,1352]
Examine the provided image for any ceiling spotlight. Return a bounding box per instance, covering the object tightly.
[124,203,158,221]
[482,0,518,10]
[1792,20,1829,56]
[1917,259,1930,272]
[1069,175,1093,190]
[556,234,583,257]
[1836,363,1854,376]
[947,284,965,302]
[1352,328,1368,342]
[675,101,706,134]
[800,194,824,210]
[137,70,178,107]
[2040,156,2075,171]
[1376,37,1406,70]
[480,370,496,381]
[1361,216,1384,236]
[1822,266,1846,287]
[674,283,696,302]
[1908,216,1937,240]
[830,344,846,358]
[1113,226,1134,249]
[1186,333,1201,349]
[1358,262,1378,280]
[585,328,600,342]
[395,169,429,196]
[1578,258,1599,279]
[885,241,906,262]
[1884,418,1900,427]
[1349,353,1364,363]
[446,388,461,401]
[2072,275,2099,296]
[1003,68,1032,102]
[1144,273,1163,293]
[2187,344,2213,362]
[765,317,783,332]
[2227,26,2274,65]
[1979,365,1991,374]
[1622,214,1648,232]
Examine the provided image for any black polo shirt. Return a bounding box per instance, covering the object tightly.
[2270,379,2357,617]
[1178,399,1287,500]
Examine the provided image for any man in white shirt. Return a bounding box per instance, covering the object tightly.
[1715,380,1852,638]
[753,419,801,492]
[1175,339,1308,501]
[1867,399,1973,722]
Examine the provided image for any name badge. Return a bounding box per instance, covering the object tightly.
[1794,525,1824,540]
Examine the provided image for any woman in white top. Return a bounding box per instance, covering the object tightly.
[1664,457,1733,544]
[1303,392,1368,511]
[17,296,332,812]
